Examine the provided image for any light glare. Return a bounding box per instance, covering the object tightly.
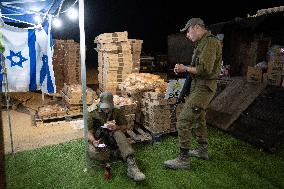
[52,18,62,28]
[34,15,41,24]
[67,7,78,20]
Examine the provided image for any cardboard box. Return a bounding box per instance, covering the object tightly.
[95,31,128,44]
[247,66,262,83]
[263,72,282,86]
[267,61,284,73]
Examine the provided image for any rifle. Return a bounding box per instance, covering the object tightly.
[94,126,118,150]
[170,72,192,119]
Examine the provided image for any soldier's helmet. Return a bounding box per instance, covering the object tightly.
[99,92,114,109]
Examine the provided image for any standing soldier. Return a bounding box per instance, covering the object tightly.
[164,18,222,169]
[88,92,145,181]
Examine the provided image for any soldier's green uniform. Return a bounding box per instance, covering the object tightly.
[87,106,134,160]
[88,92,145,181]
[177,31,222,150]
[164,17,222,170]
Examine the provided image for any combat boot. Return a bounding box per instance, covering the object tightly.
[127,155,145,181]
[188,143,209,160]
[164,148,189,169]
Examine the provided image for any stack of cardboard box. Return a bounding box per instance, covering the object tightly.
[119,73,168,123]
[263,46,284,86]
[53,40,81,92]
[61,84,96,115]
[240,42,258,76]
[247,66,263,83]
[63,40,81,85]
[52,40,65,91]
[247,46,284,86]
[95,31,133,95]
[129,39,143,73]
[141,92,183,134]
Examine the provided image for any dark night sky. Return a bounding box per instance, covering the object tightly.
[53,0,284,66]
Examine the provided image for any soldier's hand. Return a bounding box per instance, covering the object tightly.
[175,64,187,73]
[91,139,101,147]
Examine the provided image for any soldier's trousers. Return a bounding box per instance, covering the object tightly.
[89,130,134,161]
[177,85,215,149]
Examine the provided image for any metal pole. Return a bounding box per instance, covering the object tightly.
[79,0,90,171]
[0,94,7,189]
[1,52,14,154]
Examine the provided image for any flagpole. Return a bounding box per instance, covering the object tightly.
[79,0,90,171]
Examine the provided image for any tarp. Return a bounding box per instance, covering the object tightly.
[0,0,64,25]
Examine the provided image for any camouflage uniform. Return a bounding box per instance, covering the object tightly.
[88,92,145,181]
[87,106,134,160]
[177,31,222,150]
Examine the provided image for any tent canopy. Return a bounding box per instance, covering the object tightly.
[0,0,64,25]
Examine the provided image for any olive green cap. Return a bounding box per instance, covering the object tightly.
[180,18,205,32]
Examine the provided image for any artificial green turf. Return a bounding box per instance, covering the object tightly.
[5,127,284,189]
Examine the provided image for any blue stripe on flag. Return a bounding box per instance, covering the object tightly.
[0,54,2,92]
[40,55,54,93]
[46,61,54,93]
[40,56,46,85]
[43,18,49,35]
[28,29,37,91]
[50,32,53,48]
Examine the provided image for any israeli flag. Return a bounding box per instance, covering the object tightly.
[0,16,56,93]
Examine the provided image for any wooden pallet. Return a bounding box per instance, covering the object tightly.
[125,127,152,144]
[32,112,83,127]
[207,77,267,130]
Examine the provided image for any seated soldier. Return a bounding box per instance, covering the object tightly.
[87,92,145,181]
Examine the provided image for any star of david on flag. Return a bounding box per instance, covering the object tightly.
[6,50,28,68]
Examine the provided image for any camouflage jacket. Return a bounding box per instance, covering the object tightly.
[87,105,127,131]
[191,31,222,92]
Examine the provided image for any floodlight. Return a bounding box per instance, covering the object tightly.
[67,7,78,20]
[52,17,62,28]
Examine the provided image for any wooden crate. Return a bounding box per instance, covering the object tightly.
[103,59,133,69]
[117,103,137,115]
[129,39,143,53]
[103,74,129,83]
[37,105,67,119]
[62,84,95,101]
[96,42,131,53]
[247,66,262,83]
[95,31,128,43]
[103,52,132,60]
[61,91,93,105]
[143,92,165,99]
[263,72,282,86]
[140,98,183,134]
[267,61,284,73]
[143,121,171,134]
[141,97,176,107]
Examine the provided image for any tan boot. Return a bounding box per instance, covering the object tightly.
[188,143,209,160]
[127,156,145,181]
[164,148,190,169]
[164,155,189,169]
